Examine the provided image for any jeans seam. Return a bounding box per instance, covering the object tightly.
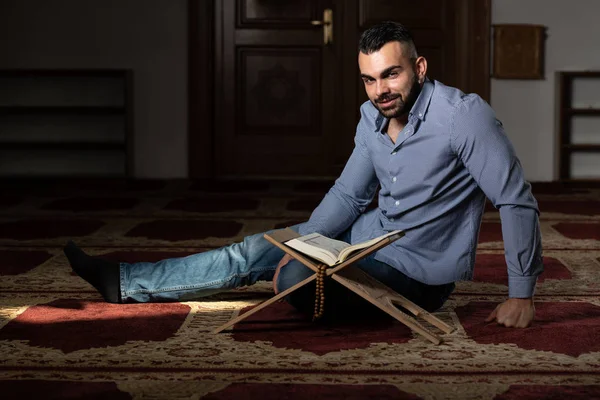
[119,263,126,299]
[122,266,274,296]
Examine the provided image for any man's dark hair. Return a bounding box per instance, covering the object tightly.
[358,21,418,58]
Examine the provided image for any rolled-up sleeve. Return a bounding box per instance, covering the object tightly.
[450,95,543,298]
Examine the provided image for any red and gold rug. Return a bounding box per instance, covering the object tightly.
[1,180,599,399]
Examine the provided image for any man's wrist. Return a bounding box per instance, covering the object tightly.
[507,297,534,304]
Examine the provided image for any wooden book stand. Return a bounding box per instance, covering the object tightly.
[213,228,453,344]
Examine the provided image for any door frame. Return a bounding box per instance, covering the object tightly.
[188,0,491,179]
[188,0,215,179]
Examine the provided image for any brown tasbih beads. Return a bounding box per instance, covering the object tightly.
[313,264,327,321]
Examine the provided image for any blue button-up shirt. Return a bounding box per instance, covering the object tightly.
[298,79,543,298]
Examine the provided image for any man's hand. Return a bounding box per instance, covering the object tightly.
[485,298,535,328]
[273,254,294,294]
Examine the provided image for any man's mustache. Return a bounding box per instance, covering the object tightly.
[376,95,401,103]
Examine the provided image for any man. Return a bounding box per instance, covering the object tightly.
[65,21,542,328]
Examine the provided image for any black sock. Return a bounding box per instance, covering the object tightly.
[64,241,122,303]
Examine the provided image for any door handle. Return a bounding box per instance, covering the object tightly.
[310,8,333,45]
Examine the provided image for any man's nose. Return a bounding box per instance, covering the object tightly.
[375,80,389,97]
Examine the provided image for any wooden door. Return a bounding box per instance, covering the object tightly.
[214,0,338,179]
[205,0,490,180]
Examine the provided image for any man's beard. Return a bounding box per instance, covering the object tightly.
[373,74,422,119]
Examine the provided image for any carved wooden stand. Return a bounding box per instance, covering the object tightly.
[213,228,453,344]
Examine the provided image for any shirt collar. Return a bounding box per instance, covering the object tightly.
[374,78,435,132]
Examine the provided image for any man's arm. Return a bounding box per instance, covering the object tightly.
[451,95,543,327]
[273,117,379,294]
[298,120,379,238]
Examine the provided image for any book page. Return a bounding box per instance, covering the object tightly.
[338,230,404,261]
[285,233,351,265]
[285,230,403,267]
[292,233,350,259]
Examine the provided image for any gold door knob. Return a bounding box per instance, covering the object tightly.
[310,9,333,45]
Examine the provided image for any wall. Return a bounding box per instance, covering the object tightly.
[0,0,188,178]
[4,1,599,181]
[491,0,600,181]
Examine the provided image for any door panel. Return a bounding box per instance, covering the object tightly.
[359,0,446,28]
[240,48,321,135]
[240,0,320,26]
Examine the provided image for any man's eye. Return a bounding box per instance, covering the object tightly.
[363,78,374,85]
[388,72,398,78]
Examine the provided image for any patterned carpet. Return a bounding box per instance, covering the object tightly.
[1,179,600,399]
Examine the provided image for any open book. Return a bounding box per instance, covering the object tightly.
[285,230,404,267]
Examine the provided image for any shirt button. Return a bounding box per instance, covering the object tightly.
[419,113,423,117]
[395,200,400,206]
[390,217,395,222]
[392,177,397,182]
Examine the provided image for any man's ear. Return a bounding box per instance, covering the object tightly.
[415,56,428,83]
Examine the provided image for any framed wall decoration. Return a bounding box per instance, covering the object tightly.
[493,24,546,79]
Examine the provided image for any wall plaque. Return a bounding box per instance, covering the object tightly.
[493,24,546,79]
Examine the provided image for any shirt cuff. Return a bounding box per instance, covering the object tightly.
[508,275,538,298]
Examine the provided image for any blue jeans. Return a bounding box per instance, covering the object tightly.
[120,223,455,313]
